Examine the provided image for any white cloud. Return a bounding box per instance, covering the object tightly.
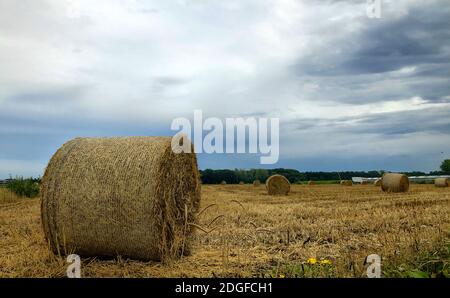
[0,0,449,175]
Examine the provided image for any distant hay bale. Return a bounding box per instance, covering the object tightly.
[221,181,227,185]
[41,137,201,262]
[434,178,449,187]
[239,181,244,185]
[266,174,290,195]
[381,173,409,193]
[308,180,315,185]
[340,180,353,186]
[374,178,382,186]
[253,180,261,187]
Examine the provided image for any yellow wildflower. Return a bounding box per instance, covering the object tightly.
[279,274,285,278]
[307,258,317,265]
[320,259,332,265]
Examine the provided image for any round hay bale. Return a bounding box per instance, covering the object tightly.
[381,173,409,193]
[434,178,449,187]
[41,137,201,262]
[253,179,261,187]
[308,180,315,185]
[266,174,290,195]
[239,181,244,185]
[340,180,353,186]
[374,178,382,186]
[221,181,227,185]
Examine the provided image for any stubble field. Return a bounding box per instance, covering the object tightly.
[1,184,449,277]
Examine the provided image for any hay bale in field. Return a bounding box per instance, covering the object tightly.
[308,180,315,185]
[266,174,290,195]
[221,181,227,185]
[381,173,409,193]
[41,137,201,262]
[239,181,244,185]
[434,178,449,187]
[340,180,353,186]
[374,178,382,186]
[253,180,261,187]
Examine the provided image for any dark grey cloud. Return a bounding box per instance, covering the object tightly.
[347,108,450,136]
[1,0,450,177]
[296,3,450,76]
[289,106,450,136]
[6,85,86,104]
[290,2,450,108]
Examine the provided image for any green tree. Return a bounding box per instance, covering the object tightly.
[6,176,40,198]
[440,159,450,173]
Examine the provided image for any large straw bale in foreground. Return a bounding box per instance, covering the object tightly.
[41,137,201,261]
[381,173,409,193]
[435,178,449,187]
[266,174,290,195]
[340,180,353,186]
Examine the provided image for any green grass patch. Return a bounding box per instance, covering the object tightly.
[383,241,450,278]
[264,258,335,278]
[6,177,40,198]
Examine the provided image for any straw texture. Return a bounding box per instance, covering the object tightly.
[266,174,290,195]
[41,137,201,262]
[381,173,409,193]
[340,180,353,186]
[435,178,449,187]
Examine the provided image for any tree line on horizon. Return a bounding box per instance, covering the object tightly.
[200,159,450,184]
[2,160,449,186]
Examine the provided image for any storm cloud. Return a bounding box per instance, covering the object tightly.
[0,0,449,177]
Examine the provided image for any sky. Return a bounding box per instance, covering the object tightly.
[1,0,450,178]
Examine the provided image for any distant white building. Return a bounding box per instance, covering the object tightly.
[352,175,450,184]
[0,178,12,185]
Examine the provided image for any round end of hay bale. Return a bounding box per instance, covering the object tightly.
[40,137,201,262]
[266,174,290,195]
[381,173,409,193]
[340,180,353,186]
[434,178,449,187]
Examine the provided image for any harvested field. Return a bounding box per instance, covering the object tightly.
[0,184,449,277]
